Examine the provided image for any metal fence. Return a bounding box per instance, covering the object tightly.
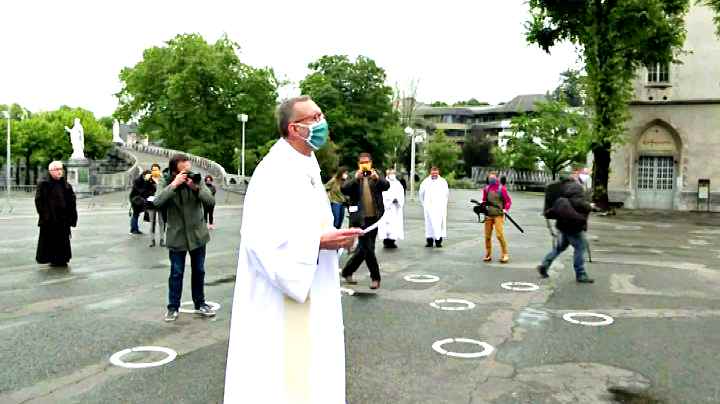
[471,167,554,191]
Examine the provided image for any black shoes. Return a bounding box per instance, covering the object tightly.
[576,274,595,283]
[425,238,434,247]
[383,239,398,249]
[435,238,443,248]
[537,265,549,278]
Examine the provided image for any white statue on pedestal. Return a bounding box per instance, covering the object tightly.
[112,119,125,145]
[64,118,85,160]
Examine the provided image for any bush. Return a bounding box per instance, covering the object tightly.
[445,171,478,189]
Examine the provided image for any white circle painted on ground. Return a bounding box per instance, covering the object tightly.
[404,274,440,283]
[109,346,177,369]
[430,298,476,311]
[432,338,494,359]
[562,312,614,326]
[500,282,540,292]
[178,301,221,314]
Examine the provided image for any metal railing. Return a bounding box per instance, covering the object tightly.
[471,167,554,191]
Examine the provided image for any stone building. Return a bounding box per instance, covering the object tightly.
[608,4,720,211]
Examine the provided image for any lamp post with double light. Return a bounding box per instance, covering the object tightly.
[238,113,248,180]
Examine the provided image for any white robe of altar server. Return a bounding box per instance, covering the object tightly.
[378,178,405,241]
[223,138,345,404]
[419,176,449,239]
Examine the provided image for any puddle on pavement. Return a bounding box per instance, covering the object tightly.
[608,387,666,404]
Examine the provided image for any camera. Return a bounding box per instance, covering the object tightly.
[362,170,371,177]
[178,171,202,184]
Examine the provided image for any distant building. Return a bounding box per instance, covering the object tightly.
[413,94,548,146]
[608,4,720,210]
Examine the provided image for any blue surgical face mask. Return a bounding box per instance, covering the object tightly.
[297,119,329,150]
[488,178,497,185]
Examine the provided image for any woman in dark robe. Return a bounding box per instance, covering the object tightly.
[35,161,77,266]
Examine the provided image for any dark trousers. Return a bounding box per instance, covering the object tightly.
[204,206,215,225]
[342,216,380,281]
[330,202,345,229]
[168,245,206,310]
[130,211,141,232]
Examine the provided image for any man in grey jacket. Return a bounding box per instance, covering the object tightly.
[154,153,217,322]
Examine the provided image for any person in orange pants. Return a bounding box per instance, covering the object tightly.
[482,172,512,263]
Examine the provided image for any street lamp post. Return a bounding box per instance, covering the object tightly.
[238,113,248,181]
[404,127,415,200]
[4,106,10,204]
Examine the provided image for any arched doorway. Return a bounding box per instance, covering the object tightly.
[635,123,680,210]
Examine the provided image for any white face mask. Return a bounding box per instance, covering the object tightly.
[388,175,396,181]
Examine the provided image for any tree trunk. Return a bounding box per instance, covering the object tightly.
[25,153,31,186]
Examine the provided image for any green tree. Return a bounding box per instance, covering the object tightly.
[12,107,111,183]
[424,130,461,175]
[453,98,489,107]
[430,101,449,107]
[507,100,591,179]
[115,33,279,172]
[704,0,720,34]
[526,0,689,208]
[492,143,539,172]
[300,55,397,169]
[552,69,588,108]
[461,133,494,176]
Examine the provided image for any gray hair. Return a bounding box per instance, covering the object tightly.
[277,96,311,138]
[48,161,64,171]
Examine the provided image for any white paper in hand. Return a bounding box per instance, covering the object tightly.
[147,196,156,202]
[362,220,381,234]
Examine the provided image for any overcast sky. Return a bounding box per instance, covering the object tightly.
[1,0,581,118]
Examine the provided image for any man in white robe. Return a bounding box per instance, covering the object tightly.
[224,96,362,404]
[419,167,449,248]
[379,168,405,248]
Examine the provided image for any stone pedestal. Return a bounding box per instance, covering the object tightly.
[65,158,91,195]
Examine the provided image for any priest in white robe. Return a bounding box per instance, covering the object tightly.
[419,166,449,248]
[224,96,362,404]
[379,168,405,248]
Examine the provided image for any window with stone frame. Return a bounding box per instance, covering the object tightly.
[647,63,670,84]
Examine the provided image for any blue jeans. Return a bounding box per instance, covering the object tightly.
[540,231,587,277]
[167,245,206,310]
[330,202,345,229]
[130,212,140,233]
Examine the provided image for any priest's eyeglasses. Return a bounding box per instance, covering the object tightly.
[292,112,324,124]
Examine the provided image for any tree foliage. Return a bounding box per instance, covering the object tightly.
[1,106,111,183]
[430,101,449,107]
[703,0,720,34]
[453,98,489,107]
[115,33,279,172]
[526,0,689,208]
[300,55,397,169]
[424,130,461,175]
[461,133,494,176]
[507,100,591,178]
[552,69,588,108]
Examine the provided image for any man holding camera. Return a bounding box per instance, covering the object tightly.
[340,152,390,289]
[153,153,216,322]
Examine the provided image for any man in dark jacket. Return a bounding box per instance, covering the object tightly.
[537,174,594,283]
[153,153,216,322]
[35,161,77,267]
[129,170,156,235]
[340,152,390,289]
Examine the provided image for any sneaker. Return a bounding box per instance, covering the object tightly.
[130,230,143,235]
[537,265,549,278]
[164,309,179,322]
[342,275,358,285]
[425,238,434,248]
[576,274,595,284]
[149,240,156,248]
[197,304,216,317]
[434,239,443,248]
